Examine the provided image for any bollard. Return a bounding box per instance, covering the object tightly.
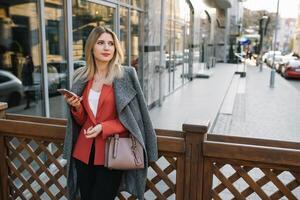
[270,68,275,88]
[260,61,263,72]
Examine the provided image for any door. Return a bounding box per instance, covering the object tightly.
[164,0,192,96]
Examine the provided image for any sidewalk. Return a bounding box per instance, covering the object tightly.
[213,63,300,142]
[150,60,300,141]
[149,63,237,131]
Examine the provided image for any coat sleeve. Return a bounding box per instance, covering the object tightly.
[70,105,87,126]
[100,118,127,139]
[129,67,158,162]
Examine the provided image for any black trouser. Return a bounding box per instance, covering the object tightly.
[75,141,123,200]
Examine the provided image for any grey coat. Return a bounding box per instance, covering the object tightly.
[63,66,158,200]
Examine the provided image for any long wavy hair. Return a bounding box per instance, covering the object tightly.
[73,26,124,84]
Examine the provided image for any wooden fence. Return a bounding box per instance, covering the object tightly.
[0,102,300,200]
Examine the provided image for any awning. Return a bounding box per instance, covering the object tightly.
[204,0,232,9]
[239,37,251,45]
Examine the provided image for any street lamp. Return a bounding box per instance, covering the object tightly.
[270,0,280,88]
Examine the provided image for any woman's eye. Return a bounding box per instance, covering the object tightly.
[108,42,114,46]
[97,41,104,45]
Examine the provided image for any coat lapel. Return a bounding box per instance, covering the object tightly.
[71,78,87,97]
[113,73,137,115]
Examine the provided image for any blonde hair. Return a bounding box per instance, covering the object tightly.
[73,26,124,83]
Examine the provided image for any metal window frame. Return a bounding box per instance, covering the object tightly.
[127,6,131,67]
[65,0,73,90]
[38,0,50,117]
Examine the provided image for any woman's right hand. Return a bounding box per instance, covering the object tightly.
[64,95,82,111]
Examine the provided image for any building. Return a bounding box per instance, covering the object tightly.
[277,18,296,54]
[294,0,300,56]
[0,0,242,119]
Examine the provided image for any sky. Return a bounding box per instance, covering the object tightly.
[243,0,299,18]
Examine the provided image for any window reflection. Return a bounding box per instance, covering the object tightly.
[131,10,140,72]
[164,0,191,94]
[120,0,129,4]
[72,1,115,61]
[0,1,43,116]
[120,7,129,65]
[132,0,142,8]
[45,0,68,118]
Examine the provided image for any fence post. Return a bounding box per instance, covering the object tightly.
[182,119,210,200]
[0,102,8,200]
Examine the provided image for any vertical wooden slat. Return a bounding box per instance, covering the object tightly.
[0,136,8,200]
[184,142,192,200]
[176,156,185,200]
[182,120,210,200]
[0,102,8,200]
[202,158,213,200]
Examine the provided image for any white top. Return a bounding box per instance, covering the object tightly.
[88,89,101,117]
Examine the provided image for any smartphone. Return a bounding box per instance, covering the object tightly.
[57,89,79,98]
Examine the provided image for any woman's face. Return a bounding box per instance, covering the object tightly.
[93,32,115,63]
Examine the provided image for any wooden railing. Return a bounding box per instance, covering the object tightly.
[0,102,300,200]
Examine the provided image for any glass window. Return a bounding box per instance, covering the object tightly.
[131,0,142,8]
[0,74,10,83]
[120,0,129,4]
[164,0,174,96]
[72,1,116,62]
[45,0,67,118]
[0,1,43,115]
[164,0,191,94]
[130,10,140,72]
[120,7,129,65]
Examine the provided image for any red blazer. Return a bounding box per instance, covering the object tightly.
[71,79,128,165]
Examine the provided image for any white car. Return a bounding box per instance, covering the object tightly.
[262,51,281,63]
[0,70,24,107]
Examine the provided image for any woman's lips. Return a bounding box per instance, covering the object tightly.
[101,53,110,57]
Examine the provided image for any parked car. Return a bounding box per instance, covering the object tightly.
[33,64,61,95]
[266,55,283,67]
[262,51,281,63]
[74,60,86,69]
[0,70,24,107]
[33,60,87,95]
[275,55,297,73]
[281,59,300,79]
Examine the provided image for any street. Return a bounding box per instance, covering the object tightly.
[288,79,300,91]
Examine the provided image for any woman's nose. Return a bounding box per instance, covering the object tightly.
[103,43,110,49]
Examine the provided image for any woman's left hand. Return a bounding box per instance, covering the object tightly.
[84,124,102,138]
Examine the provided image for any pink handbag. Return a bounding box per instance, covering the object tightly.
[105,134,144,170]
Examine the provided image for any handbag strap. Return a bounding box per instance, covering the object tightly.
[112,134,139,156]
[113,134,119,158]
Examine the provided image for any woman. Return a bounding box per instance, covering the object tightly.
[63,26,158,200]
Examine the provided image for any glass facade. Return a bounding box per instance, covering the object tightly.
[164,0,191,96]
[0,0,43,116]
[130,10,141,72]
[0,0,144,118]
[72,1,116,62]
[0,0,198,118]
[120,7,129,65]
